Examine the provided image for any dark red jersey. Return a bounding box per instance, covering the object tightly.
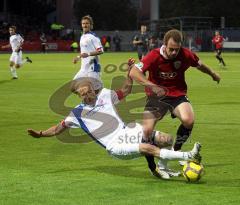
[212,35,224,49]
[136,46,200,97]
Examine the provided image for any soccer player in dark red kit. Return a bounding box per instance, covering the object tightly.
[212,30,226,66]
[129,29,221,177]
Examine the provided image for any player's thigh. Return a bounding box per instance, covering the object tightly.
[107,124,142,159]
[142,111,159,135]
[15,52,22,66]
[9,53,16,65]
[173,102,195,125]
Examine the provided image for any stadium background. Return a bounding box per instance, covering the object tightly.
[1,0,240,52]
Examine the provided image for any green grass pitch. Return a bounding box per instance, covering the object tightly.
[0,51,239,205]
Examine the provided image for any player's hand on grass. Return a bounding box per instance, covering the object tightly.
[27,129,42,138]
[212,72,221,83]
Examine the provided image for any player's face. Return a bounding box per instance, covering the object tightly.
[215,31,220,36]
[9,28,16,35]
[165,38,181,59]
[81,19,91,33]
[77,84,96,105]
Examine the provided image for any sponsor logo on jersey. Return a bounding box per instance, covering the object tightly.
[159,72,177,79]
[174,61,181,69]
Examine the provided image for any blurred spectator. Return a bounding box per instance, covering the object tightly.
[71,41,79,52]
[133,25,149,60]
[113,30,121,51]
[105,41,110,51]
[149,33,158,51]
[101,35,107,48]
[40,33,47,53]
[195,36,202,51]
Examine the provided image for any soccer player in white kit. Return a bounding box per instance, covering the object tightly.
[27,59,202,179]
[1,26,32,79]
[73,15,103,90]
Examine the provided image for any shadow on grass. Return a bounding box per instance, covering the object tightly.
[92,165,206,184]
[204,162,233,167]
[46,164,206,184]
[0,80,12,85]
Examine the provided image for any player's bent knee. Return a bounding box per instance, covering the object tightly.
[15,64,21,69]
[181,117,194,128]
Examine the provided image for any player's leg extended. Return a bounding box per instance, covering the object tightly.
[142,112,158,172]
[143,97,169,174]
[215,50,222,63]
[9,53,18,79]
[16,51,32,68]
[173,102,195,151]
[217,49,226,66]
[15,51,24,69]
[154,131,181,176]
[139,142,201,162]
[9,61,18,79]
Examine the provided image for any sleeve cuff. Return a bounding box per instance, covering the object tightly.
[61,120,67,128]
[115,90,124,100]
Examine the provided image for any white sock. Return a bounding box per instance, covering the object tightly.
[10,67,18,78]
[159,149,190,160]
[158,159,168,170]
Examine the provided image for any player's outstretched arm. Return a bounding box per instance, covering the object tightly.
[27,123,67,138]
[1,44,11,49]
[117,58,136,98]
[197,63,221,83]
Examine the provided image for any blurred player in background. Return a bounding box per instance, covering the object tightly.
[212,30,226,66]
[133,25,149,60]
[40,33,47,53]
[1,26,32,79]
[73,15,104,90]
[130,29,220,175]
[27,59,202,179]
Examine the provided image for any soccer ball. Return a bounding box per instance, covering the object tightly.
[182,161,204,182]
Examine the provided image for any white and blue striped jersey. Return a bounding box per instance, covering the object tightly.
[80,32,103,73]
[63,88,125,147]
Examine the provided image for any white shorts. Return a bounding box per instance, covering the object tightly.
[10,51,23,65]
[73,69,103,90]
[106,123,144,160]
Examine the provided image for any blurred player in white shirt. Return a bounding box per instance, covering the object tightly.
[28,59,201,179]
[73,15,104,90]
[1,26,32,79]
